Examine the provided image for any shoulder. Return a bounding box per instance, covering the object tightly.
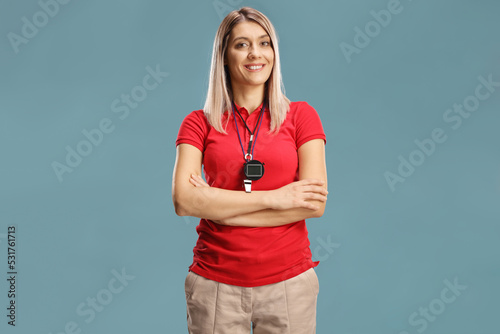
[182,108,208,124]
[287,100,317,112]
[286,100,326,146]
[286,101,321,120]
[178,109,211,132]
[176,108,211,148]
[289,100,313,108]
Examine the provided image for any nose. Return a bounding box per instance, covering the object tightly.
[248,45,262,59]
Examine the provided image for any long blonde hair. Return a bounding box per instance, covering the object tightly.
[203,7,290,133]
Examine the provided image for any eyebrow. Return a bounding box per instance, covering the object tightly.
[232,34,269,42]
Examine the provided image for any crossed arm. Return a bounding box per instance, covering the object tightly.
[172,139,328,227]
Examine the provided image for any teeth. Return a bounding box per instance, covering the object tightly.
[247,65,263,70]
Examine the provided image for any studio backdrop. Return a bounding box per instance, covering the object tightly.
[1,0,499,333]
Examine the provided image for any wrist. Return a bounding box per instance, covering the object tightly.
[261,190,275,210]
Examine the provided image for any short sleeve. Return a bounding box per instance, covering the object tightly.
[175,110,209,152]
[295,101,326,148]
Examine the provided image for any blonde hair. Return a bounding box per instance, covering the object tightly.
[203,7,290,133]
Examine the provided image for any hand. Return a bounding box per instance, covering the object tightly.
[189,174,210,188]
[268,179,328,211]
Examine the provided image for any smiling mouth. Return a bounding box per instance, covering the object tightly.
[244,64,265,72]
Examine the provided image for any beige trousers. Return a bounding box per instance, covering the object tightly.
[184,268,319,334]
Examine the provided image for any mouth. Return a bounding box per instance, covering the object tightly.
[244,64,265,72]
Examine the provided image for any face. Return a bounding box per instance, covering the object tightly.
[224,21,274,89]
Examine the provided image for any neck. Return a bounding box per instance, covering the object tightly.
[232,83,265,114]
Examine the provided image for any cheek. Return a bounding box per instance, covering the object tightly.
[230,57,246,70]
[226,52,240,65]
[266,53,275,65]
[266,61,274,73]
[228,60,243,76]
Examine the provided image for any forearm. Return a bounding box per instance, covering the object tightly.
[176,173,327,221]
[174,185,273,221]
[173,145,277,220]
[216,199,325,227]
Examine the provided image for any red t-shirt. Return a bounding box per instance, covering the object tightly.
[176,100,326,287]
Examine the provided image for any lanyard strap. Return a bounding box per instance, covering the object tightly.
[232,101,265,161]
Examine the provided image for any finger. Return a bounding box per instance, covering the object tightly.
[189,177,199,186]
[195,175,210,187]
[199,180,210,187]
[305,193,328,202]
[299,201,319,211]
[301,185,328,195]
[190,175,205,187]
[195,175,211,187]
[299,179,326,187]
[189,177,203,187]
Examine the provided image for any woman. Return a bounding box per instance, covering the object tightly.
[172,6,328,334]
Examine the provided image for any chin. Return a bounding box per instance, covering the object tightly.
[247,80,269,86]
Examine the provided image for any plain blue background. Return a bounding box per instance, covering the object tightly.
[1,0,499,333]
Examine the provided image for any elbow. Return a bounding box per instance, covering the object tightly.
[173,200,186,216]
[312,209,325,218]
[172,192,190,217]
[312,202,326,218]
[173,186,213,219]
[174,202,188,216]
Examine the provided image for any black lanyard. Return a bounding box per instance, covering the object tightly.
[232,101,265,161]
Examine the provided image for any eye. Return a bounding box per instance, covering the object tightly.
[236,42,248,48]
[262,41,271,46]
